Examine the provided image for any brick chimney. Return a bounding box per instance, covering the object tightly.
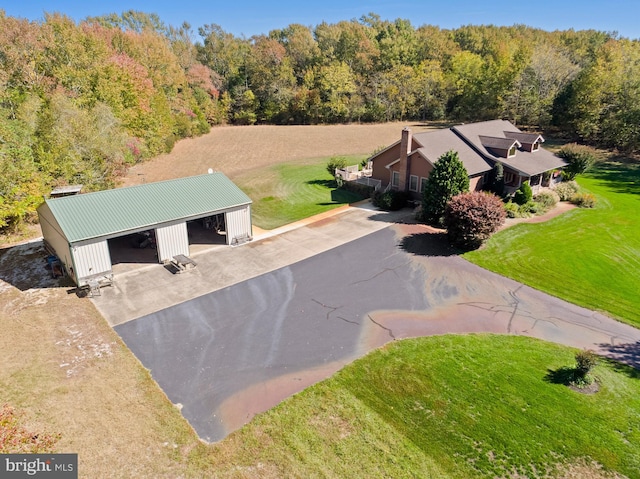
[398,127,412,191]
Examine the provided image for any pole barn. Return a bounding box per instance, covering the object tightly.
[37,173,252,288]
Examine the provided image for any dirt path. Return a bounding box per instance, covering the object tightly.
[122,122,433,186]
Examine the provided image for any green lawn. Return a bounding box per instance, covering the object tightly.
[464,160,640,327]
[208,335,640,478]
[235,157,367,230]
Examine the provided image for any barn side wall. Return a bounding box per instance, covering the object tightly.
[37,203,75,283]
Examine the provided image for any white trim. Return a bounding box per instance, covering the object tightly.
[409,175,419,192]
[391,171,400,188]
[385,158,401,169]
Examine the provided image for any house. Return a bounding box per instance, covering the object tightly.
[369,120,567,199]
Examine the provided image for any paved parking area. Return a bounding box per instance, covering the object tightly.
[95,203,408,326]
[106,208,640,442]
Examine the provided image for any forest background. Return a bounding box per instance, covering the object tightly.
[1,9,639,231]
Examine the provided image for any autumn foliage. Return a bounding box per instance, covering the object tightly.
[444,191,506,249]
[2,9,640,231]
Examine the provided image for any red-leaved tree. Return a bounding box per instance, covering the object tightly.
[444,191,506,249]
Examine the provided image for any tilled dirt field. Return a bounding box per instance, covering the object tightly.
[122,122,435,186]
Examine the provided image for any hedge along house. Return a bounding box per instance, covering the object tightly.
[37,173,252,288]
[369,119,567,199]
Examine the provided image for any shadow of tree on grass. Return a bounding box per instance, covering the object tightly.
[586,161,640,197]
[544,366,575,385]
[598,341,640,377]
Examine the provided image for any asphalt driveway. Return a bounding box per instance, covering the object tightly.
[114,220,640,442]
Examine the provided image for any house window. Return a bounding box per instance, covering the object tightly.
[420,177,428,193]
[508,145,517,157]
[504,172,514,185]
[391,171,400,188]
[409,175,419,192]
[532,142,540,151]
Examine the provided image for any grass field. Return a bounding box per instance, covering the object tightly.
[465,159,640,327]
[235,157,367,230]
[2,125,639,478]
[206,335,638,478]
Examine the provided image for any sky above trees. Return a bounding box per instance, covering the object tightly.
[3,0,640,40]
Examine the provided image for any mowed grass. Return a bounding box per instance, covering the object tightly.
[234,156,367,230]
[465,160,640,327]
[208,335,640,478]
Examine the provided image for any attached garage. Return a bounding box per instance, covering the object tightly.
[37,173,252,287]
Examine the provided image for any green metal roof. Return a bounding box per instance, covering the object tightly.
[40,173,252,243]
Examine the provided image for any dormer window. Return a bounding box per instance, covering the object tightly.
[479,135,521,159]
[503,131,544,153]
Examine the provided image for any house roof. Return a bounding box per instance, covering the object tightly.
[452,120,567,176]
[503,131,544,145]
[478,135,520,151]
[38,173,252,243]
[411,129,492,176]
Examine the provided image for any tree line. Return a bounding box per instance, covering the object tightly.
[1,9,639,231]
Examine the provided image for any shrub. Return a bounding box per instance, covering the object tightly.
[372,190,409,211]
[558,143,599,179]
[573,350,599,386]
[519,201,540,215]
[422,150,470,226]
[340,181,374,198]
[326,157,348,177]
[570,192,597,208]
[554,181,580,201]
[513,182,533,205]
[534,190,560,209]
[503,201,519,218]
[444,191,506,249]
[575,350,599,377]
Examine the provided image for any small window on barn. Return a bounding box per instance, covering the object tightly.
[409,175,418,192]
[420,177,428,193]
[508,145,517,157]
[532,141,540,151]
[391,171,400,188]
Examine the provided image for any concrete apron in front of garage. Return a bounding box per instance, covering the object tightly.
[108,205,640,443]
[94,202,406,326]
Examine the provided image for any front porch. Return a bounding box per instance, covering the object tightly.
[504,170,563,196]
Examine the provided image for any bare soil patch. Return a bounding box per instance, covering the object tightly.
[122,122,434,186]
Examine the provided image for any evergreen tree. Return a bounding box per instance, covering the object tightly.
[421,150,469,226]
[486,161,505,196]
